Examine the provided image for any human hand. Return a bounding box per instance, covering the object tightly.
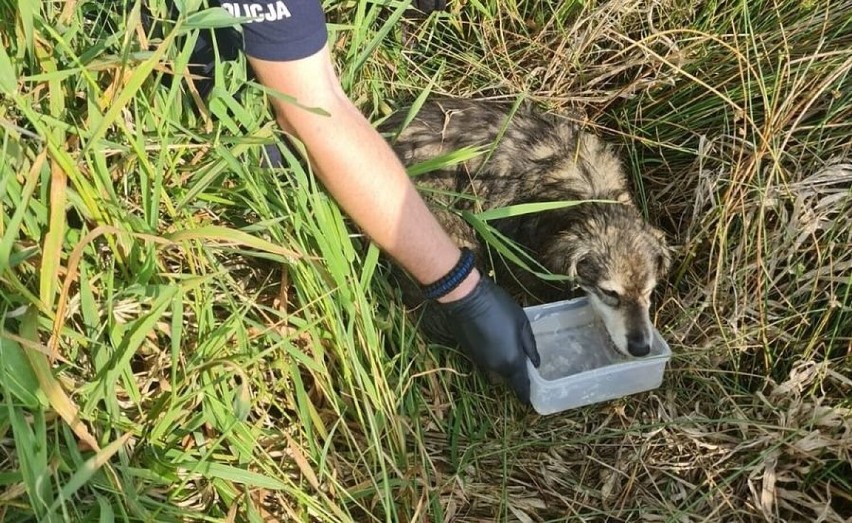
[439,277,541,403]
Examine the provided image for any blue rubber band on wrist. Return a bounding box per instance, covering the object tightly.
[422,248,475,300]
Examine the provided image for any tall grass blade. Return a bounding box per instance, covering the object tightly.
[463,210,571,281]
[82,24,178,152]
[166,225,302,261]
[0,335,44,409]
[0,44,17,94]
[474,199,611,221]
[19,308,101,452]
[44,433,132,519]
[39,159,67,307]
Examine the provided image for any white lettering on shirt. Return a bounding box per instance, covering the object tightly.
[221,1,291,24]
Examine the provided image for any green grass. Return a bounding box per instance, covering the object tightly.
[1,0,850,521]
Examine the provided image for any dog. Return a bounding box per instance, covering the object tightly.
[382,99,670,357]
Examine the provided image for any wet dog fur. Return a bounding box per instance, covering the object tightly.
[382,99,670,357]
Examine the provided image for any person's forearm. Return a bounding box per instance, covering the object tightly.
[273,91,478,301]
[245,48,536,400]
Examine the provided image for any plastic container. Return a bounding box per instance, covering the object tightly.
[524,297,671,415]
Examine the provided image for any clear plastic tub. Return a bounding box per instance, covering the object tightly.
[524,297,671,415]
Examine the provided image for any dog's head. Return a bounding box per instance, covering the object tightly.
[548,204,670,357]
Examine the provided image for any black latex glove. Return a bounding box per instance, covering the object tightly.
[439,277,541,403]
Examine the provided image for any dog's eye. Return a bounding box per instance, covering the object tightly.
[598,288,621,306]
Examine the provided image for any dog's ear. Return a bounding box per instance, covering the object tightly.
[546,234,589,284]
[615,190,634,205]
[655,251,671,280]
[575,252,605,286]
[648,226,671,279]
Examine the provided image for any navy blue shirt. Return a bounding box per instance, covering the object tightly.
[220,1,328,61]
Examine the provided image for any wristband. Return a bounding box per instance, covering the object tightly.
[422,248,476,300]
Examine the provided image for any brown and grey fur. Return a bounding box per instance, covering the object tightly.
[383,99,670,357]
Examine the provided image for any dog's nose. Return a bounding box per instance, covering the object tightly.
[627,334,651,357]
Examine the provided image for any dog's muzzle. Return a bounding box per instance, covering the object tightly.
[626,331,652,357]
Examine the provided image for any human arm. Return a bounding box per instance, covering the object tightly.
[236,4,539,400]
[249,47,480,301]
